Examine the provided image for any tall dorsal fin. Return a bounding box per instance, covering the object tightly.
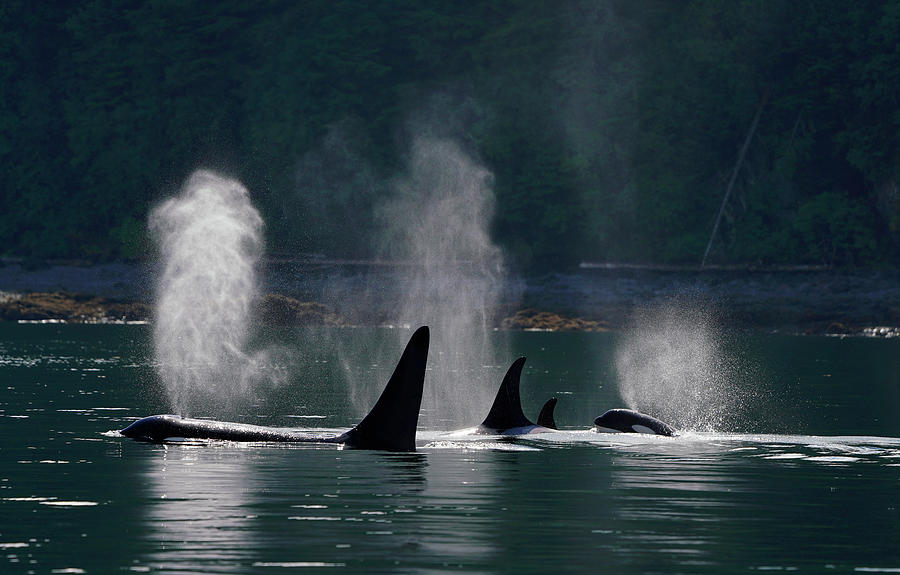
[479,357,533,431]
[338,326,429,451]
[536,397,558,429]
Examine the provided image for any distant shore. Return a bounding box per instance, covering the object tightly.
[1,260,898,336]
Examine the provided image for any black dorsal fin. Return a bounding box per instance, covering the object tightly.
[536,397,558,429]
[338,326,429,452]
[479,357,533,431]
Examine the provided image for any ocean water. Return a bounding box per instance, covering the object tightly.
[1,324,898,574]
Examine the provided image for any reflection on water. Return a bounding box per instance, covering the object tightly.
[138,445,260,572]
[128,442,435,572]
[413,449,501,570]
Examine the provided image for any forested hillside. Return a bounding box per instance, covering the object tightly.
[1,1,897,269]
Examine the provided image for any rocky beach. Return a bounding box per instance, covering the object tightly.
[1,259,897,336]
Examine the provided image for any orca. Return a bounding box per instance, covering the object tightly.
[476,357,554,435]
[593,408,676,436]
[120,326,429,452]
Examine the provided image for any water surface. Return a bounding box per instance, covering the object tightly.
[1,324,898,574]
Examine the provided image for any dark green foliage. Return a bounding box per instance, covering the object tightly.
[1,1,897,268]
[619,0,899,265]
[792,191,879,266]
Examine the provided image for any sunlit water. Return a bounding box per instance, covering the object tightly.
[1,324,898,574]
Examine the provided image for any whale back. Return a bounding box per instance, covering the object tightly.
[120,414,314,442]
[593,408,676,436]
[122,326,430,451]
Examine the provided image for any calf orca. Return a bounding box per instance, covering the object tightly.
[120,326,429,452]
[593,408,676,436]
[476,357,555,435]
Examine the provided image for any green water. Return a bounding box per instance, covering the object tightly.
[1,324,899,574]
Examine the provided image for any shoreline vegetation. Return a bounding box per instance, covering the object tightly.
[1,259,897,336]
[3,3,898,269]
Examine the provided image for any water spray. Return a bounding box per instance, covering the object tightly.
[378,137,508,427]
[149,169,279,417]
[614,297,750,431]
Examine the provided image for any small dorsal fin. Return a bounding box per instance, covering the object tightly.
[338,326,429,451]
[536,397,558,429]
[479,357,533,431]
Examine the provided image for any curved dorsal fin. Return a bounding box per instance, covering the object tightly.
[479,357,533,431]
[338,326,429,451]
[536,397,558,429]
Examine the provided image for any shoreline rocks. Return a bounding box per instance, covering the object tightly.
[499,309,611,332]
[259,293,346,326]
[0,290,896,337]
[1,256,898,336]
[0,291,150,324]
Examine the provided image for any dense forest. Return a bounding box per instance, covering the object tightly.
[1,1,898,269]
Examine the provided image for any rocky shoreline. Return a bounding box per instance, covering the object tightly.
[0,291,150,324]
[1,261,898,336]
[0,291,615,332]
[1,289,897,337]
